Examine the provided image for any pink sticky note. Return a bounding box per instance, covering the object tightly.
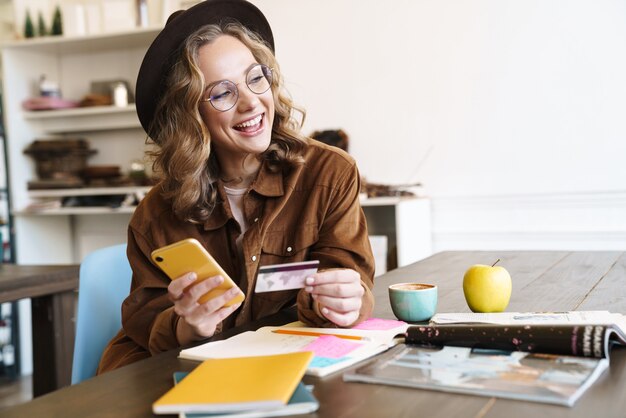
[352,317,407,330]
[300,335,361,359]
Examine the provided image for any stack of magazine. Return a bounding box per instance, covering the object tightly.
[344,311,626,407]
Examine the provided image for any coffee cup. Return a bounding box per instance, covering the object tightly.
[388,283,438,322]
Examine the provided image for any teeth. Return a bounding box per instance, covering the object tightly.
[235,114,262,129]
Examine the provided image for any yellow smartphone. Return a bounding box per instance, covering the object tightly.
[151,238,245,306]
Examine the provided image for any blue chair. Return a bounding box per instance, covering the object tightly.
[71,244,132,384]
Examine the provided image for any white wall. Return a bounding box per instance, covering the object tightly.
[4,0,626,254]
[254,0,626,251]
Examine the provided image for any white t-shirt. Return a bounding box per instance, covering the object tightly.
[224,185,249,256]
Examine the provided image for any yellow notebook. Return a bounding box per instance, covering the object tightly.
[152,351,314,415]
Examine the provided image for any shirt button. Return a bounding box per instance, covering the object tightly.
[286,246,293,252]
[251,255,257,262]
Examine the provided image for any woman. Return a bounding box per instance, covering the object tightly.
[98,0,374,373]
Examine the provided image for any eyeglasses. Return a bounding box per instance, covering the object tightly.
[201,64,273,112]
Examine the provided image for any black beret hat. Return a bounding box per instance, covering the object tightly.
[135,0,274,137]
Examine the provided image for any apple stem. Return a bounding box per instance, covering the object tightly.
[492,259,501,267]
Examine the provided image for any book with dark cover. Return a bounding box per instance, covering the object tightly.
[404,323,626,358]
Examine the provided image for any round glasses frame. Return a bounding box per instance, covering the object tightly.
[201,64,273,112]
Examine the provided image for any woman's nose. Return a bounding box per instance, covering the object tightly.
[236,86,260,112]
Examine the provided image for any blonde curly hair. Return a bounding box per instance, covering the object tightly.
[148,23,307,223]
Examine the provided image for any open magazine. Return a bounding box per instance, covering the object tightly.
[343,344,608,407]
[344,311,625,406]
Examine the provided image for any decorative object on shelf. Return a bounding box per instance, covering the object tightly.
[112,82,129,107]
[82,165,141,187]
[24,9,35,38]
[61,2,87,37]
[25,179,84,190]
[62,194,128,208]
[79,79,134,107]
[24,199,63,211]
[360,178,421,199]
[82,165,121,180]
[78,94,113,107]
[37,11,48,36]
[22,75,77,111]
[129,159,152,186]
[311,129,349,152]
[0,304,17,380]
[22,97,79,111]
[39,75,61,98]
[309,129,421,199]
[179,0,204,10]
[136,0,149,27]
[101,0,136,33]
[23,139,97,189]
[51,5,63,36]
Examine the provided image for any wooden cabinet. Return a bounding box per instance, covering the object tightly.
[1,28,160,264]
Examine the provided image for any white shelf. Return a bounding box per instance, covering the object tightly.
[1,27,161,53]
[28,186,151,198]
[21,186,150,216]
[24,104,136,119]
[359,196,420,207]
[23,104,141,133]
[16,206,137,216]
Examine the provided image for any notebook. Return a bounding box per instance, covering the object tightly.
[173,373,319,418]
[152,351,313,415]
[178,318,409,377]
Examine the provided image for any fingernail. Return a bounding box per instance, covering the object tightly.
[311,293,318,300]
[187,273,197,281]
[321,307,329,315]
[305,277,315,285]
[305,286,313,292]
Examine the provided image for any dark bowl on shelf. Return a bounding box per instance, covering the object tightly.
[82,165,121,179]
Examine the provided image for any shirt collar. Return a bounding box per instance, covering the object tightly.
[202,161,284,230]
[250,160,284,197]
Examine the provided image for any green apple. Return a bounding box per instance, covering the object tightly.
[463,260,512,313]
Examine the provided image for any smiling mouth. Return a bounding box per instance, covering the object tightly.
[233,114,263,133]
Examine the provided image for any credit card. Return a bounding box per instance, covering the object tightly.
[254,260,320,293]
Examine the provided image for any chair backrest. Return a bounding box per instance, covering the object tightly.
[71,244,132,384]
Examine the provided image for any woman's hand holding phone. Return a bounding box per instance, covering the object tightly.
[151,238,245,345]
[168,272,242,344]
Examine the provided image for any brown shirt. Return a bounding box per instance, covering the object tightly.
[98,139,375,373]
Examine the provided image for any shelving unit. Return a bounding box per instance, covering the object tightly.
[27,185,150,198]
[1,30,159,378]
[1,28,160,264]
[0,89,19,381]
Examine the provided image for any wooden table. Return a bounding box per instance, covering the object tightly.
[3,251,625,417]
[0,264,80,397]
